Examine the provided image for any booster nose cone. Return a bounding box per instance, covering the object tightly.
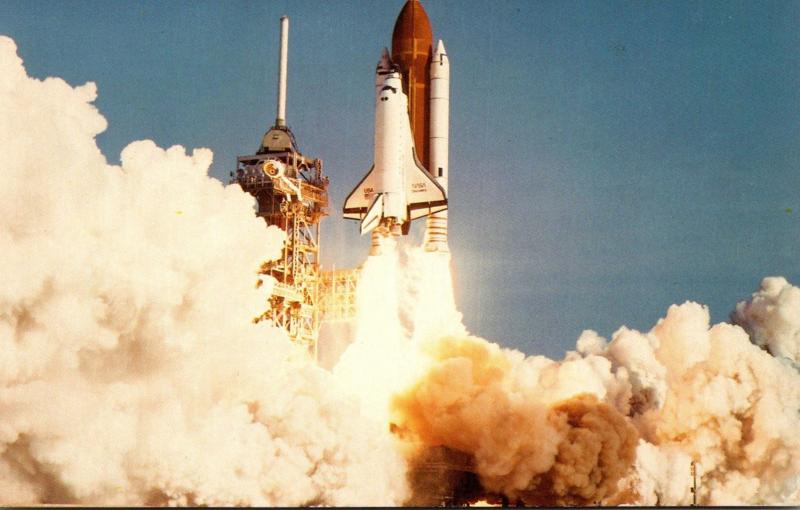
[432,39,447,64]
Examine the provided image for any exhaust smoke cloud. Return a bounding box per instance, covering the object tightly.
[2,35,799,507]
[732,276,800,365]
[391,335,639,505]
[0,37,407,506]
[369,248,800,505]
[338,238,799,505]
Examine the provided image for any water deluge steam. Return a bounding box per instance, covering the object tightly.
[2,36,799,506]
[0,37,406,506]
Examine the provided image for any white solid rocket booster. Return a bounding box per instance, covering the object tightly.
[424,39,450,252]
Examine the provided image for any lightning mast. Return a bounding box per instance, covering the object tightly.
[231,16,329,358]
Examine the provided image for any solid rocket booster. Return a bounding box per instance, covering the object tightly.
[423,39,450,252]
[343,0,451,246]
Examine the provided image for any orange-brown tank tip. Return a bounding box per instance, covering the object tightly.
[391,0,434,169]
[391,0,433,58]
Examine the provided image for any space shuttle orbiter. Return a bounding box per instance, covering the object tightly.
[342,49,447,237]
[343,0,451,250]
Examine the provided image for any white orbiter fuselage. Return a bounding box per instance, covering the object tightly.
[343,52,447,237]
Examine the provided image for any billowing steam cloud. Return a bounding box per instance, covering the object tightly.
[0,37,407,506]
[3,32,799,508]
[594,300,800,505]
[354,241,800,505]
[391,335,638,506]
[732,276,800,365]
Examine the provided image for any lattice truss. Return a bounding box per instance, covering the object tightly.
[232,143,328,356]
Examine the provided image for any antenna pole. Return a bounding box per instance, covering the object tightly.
[276,16,289,127]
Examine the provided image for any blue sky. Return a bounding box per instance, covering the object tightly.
[3,0,799,359]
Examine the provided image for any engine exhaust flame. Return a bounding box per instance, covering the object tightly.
[335,236,800,505]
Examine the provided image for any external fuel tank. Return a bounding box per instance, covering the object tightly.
[391,0,433,169]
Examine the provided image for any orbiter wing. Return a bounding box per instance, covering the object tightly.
[343,164,378,220]
[405,148,447,221]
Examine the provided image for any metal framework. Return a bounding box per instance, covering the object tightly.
[318,268,360,321]
[231,127,328,358]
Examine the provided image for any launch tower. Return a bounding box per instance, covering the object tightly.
[231,16,329,357]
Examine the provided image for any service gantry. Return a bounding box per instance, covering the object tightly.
[230,16,329,358]
[318,268,360,321]
[232,127,328,357]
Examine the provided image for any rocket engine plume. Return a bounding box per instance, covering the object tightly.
[334,234,800,506]
[390,336,639,506]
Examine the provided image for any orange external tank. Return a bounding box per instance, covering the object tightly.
[391,0,433,169]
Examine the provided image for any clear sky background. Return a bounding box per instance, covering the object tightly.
[3,0,799,360]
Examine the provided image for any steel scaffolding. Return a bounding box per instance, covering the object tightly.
[318,268,360,321]
[231,127,328,358]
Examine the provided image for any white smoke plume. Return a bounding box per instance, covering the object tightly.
[592,299,800,505]
[342,242,800,506]
[0,36,407,506]
[4,31,799,508]
[332,242,466,423]
[732,276,800,365]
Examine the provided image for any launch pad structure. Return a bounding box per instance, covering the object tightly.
[318,268,360,321]
[230,16,334,358]
[231,0,450,357]
[228,5,510,508]
[232,135,328,357]
[230,16,359,359]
